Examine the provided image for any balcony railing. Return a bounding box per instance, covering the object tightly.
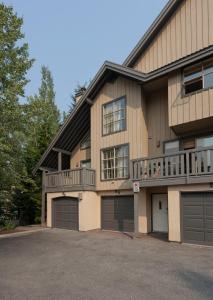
[132,147,213,187]
[44,168,96,192]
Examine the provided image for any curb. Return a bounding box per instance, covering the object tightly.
[0,228,49,239]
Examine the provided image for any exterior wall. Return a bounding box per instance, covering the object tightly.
[78,191,100,231]
[133,0,213,73]
[46,191,101,231]
[168,71,213,127]
[70,143,91,169]
[91,76,148,191]
[136,189,151,233]
[168,183,213,242]
[147,88,176,156]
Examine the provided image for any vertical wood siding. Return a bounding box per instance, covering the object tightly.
[91,77,148,191]
[168,71,213,126]
[147,88,176,156]
[133,0,213,73]
[70,144,91,169]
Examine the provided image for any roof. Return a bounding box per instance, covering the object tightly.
[123,0,183,67]
[33,46,213,174]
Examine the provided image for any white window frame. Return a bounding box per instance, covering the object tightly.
[101,144,129,180]
[102,96,126,135]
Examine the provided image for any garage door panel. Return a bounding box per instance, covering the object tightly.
[184,218,204,229]
[53,197,79,230]
[182,192,213,246]
[205,232,213,243]
[205,219,213,230]
[102,196,134,232]
[183,205,203,216]
[184,230,205,242]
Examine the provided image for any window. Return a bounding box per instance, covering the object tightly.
[103,97,126,135]
[80,132,90,149]
[197,135,213,149]
[80,159,91,169]
[183,61,213,95]
[197,135,213,168]
[101,144,129,180]
[164,140,180,154]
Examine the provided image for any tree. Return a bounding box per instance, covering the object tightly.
[14,66,61,224]
[0,3,34,220]
[26,66,60,168]
[69,83,87,113]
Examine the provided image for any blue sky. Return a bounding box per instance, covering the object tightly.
[3,0,168,113]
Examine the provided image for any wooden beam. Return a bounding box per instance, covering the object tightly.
[58,152,62,171]
[53,147,72,156]
[41,171,46,226]
[86,98,93,105]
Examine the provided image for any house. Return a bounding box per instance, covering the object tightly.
[34,0,213,246]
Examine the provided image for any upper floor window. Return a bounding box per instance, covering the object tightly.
[80,132,90,149]
[102,97,126,135]
[101,144,129,180]
[164,140,180,154]
[183,61,213,95]
[197,135,213,149]
[80,159,91,169]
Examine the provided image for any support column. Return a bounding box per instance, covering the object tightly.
[135,189,150,234]
[134,193,139,234]
[168,187,181,242]
[58,151,62,171]
[41,170,46,226]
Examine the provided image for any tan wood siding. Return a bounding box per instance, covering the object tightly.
[168,71,213,126]
[91,77,148,191]
[133,0,213,73]
[70,144,91,169]
[147,88,176,156]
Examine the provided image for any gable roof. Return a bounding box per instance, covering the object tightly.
[123,0,183,67]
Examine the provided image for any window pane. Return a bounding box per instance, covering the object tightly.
[103,97,126,135]
[184,69,202,82]
[204,72,213,89]
[204,65,213,75]
[184,79,203,94]
[165,140,179,154]
[197,136,213,148]
[102,145,128,180]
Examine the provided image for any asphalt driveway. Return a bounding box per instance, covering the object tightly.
[0,229,213,300]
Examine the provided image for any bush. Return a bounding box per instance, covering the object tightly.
[1,220,16,231]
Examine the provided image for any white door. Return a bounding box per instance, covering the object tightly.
[152,194,168,233]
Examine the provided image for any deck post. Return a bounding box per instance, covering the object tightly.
[41,170,46,226]
[134,192,139,235]
[58,151,62,171]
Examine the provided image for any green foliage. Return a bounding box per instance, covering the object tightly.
[1,219,16,231]
[0,4,60,225]
[0,3,34,222]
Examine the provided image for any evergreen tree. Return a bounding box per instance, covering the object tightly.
[14,66,60,224]
[0,3,34,222]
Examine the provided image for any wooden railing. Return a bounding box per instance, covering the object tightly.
[45,168,96,191]
[132,147,213,185]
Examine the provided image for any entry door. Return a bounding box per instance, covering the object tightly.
[152,194,168,232]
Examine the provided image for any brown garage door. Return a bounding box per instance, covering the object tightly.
[182,192,213,245]
[101,196,134,232]
[53,197,79,230]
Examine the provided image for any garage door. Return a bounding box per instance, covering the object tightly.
[182,193,213,245]
[53,197,79,230]
[101,196,134,232]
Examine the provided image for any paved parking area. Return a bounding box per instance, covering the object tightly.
[0,229,213,300]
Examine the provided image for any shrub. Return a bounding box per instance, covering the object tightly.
[2,220,16,231]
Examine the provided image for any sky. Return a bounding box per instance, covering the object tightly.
[3,0,168,113]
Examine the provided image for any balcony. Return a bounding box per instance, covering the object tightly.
[132,147,213,187]
[44,168,96,192]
